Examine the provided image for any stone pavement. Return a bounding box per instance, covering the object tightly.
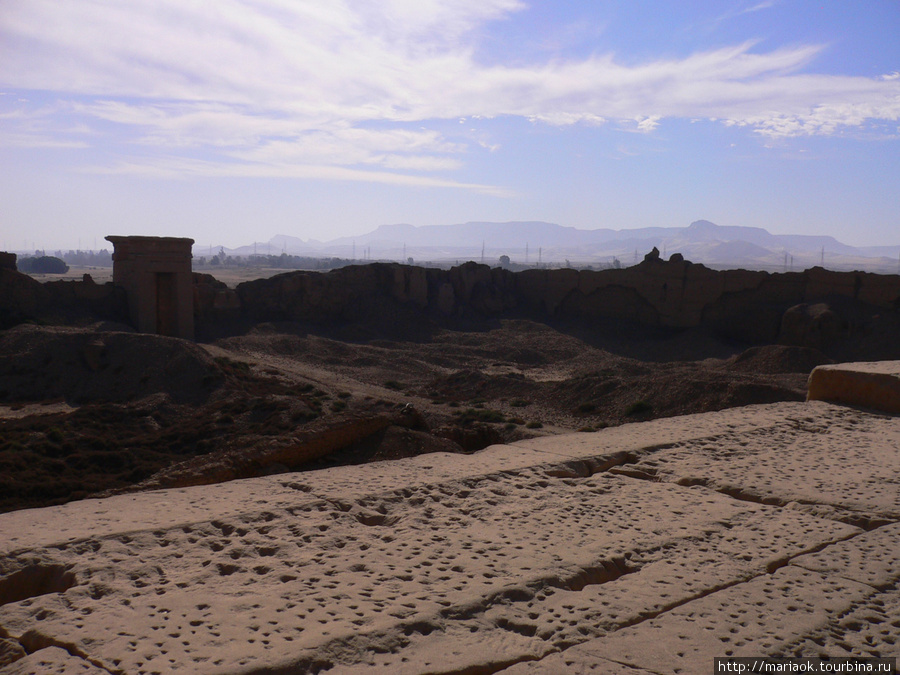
[1,368,899,674]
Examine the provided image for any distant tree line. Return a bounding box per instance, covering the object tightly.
[195,252,356,271]
[51,250,113,267]
[497,254,623,271]
[15,247,627,276]
[16,249,113,273]
[17,255,69,274]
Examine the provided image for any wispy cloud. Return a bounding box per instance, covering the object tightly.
[635,116,662,133]
[229,128,466,170]
[0,133,90,149]
[1,0,898,186]
[742,1,778,15]
[83,155,513,196]
[707,0,779,29]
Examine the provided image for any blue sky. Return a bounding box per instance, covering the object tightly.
[1,0,898,250]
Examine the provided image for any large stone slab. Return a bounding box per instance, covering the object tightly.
[8,473,845,674]
[807,360,900,415]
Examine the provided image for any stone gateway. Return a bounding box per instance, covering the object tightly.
[106,235,194,340]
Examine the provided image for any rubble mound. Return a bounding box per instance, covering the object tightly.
[0,324,224,405]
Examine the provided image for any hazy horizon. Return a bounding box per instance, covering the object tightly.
[2,1,899,250]
[9,218,900,254]
[10,219,900,277]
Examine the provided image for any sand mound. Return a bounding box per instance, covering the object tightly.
[0,325,224,405]
[555,367,806,423]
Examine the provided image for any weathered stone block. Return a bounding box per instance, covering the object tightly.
[807,361,900,414]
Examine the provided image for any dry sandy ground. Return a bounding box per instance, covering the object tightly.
[0,319,819,513]
[0,397,898,674]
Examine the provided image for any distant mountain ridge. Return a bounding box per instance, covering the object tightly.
[216,220,900,273]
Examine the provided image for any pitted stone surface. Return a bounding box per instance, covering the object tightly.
[605,403,900,520]
[780,586,900,659]
[0,647,109,675]
[0,400,898,674]
[790,522,900,589]
[573,567,876,672]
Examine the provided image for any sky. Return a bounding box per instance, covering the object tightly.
[1,0,899,251]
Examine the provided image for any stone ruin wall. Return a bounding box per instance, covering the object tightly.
[218,258,900,345]
[2,252,899,346]
[0,261,126,330]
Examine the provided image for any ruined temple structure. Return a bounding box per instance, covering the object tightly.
[106,236,194,340]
